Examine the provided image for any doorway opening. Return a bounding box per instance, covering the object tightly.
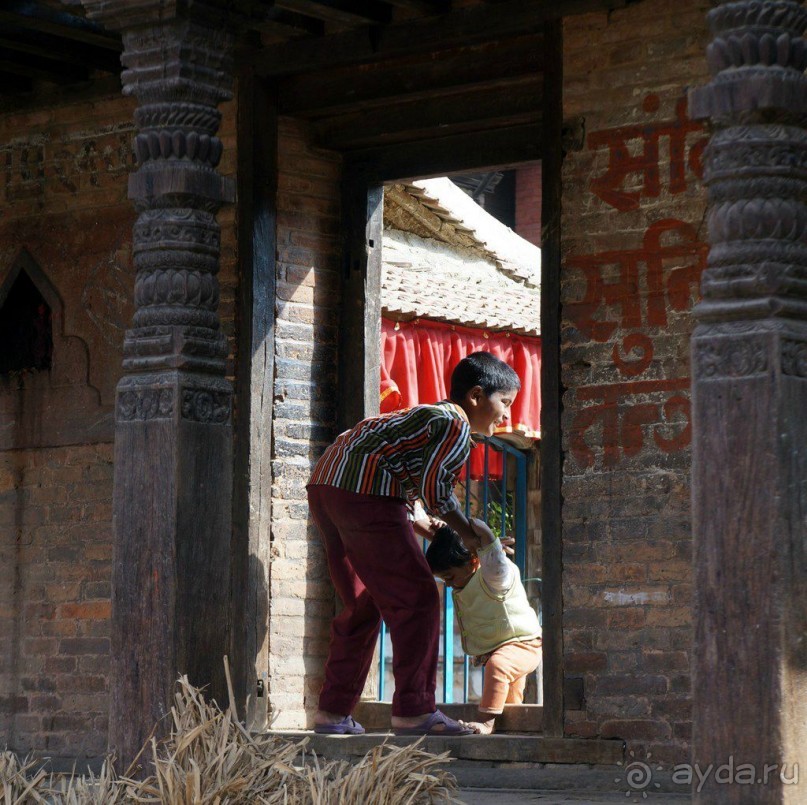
[356,167,547,718]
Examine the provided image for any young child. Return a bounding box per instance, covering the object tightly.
[426,524,542,735]
[307,352,520,736]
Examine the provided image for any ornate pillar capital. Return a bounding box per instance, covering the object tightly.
[688,0,807,326]
[82,0,239,375]
[690,1,807,122]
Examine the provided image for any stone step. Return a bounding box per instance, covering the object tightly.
[269,731,625,766]
[352,701,544,733]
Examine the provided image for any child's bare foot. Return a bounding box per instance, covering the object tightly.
[463,717,496,735]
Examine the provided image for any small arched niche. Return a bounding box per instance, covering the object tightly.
[0,249,112,449]
[0,267,53,375]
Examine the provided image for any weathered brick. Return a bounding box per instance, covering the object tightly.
[594,674,669,696]
[600,719,672,741]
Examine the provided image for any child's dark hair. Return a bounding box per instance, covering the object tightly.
[450,351,521,401]
[426,525,472,573]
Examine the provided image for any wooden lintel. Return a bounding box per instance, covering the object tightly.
[252,0,607,77]
[314,78,542,151]
[0,1,122,51]
[278,33,544,116]
[346,123,542,184]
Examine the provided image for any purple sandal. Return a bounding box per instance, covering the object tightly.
[314,715,365,735]
[393,709,475,736]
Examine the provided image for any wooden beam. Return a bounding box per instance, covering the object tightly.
[384,0,450,12]
[0,1,121,51]
[278,33,544,116]
[0,25,121,73]
[275,0,391,26]
[314,78,542,151]
[0,70,32,94]
[232,68,277,730]
[345,122,542,183]
[0,74,121,113]
[0,47,88,84]
[248,8,325,37]
[539,18,564,739]
[252,0,620,77]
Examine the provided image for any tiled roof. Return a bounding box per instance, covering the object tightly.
[381,179,540,336]
[381,229,540,336]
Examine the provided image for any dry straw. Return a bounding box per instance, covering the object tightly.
[1,666,460,804]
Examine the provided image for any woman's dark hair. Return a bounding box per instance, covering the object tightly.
[426,525,472,573]
[449,351,521,401]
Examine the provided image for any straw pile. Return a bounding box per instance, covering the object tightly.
[1,675,460,804]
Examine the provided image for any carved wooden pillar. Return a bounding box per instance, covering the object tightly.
[689,2,807,802]
[82,1,236,768]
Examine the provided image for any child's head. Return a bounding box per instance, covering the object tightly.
[426,525,477,589]
[449,352,521,436]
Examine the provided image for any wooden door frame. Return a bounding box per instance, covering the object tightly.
[233,68,278,728]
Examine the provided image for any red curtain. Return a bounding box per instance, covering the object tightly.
[380,318,541,479]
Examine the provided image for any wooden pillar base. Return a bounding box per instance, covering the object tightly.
[112,370,232,761]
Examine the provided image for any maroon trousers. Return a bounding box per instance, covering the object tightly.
[307,484,440,717]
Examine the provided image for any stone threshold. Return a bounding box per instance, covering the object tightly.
[268,731,626,766]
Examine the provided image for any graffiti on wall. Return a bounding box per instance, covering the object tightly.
[567,94,708,469]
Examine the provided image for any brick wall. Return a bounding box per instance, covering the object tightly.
[0,87,239,759]
[0,92,136,761]
[0,444,113,759]
[266,117,342,728]
[560,0,709,763]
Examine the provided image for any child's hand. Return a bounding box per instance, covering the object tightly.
[471,520,516,556]
[469,518,496,546]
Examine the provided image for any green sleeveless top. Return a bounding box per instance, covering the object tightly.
[453,558,541,657]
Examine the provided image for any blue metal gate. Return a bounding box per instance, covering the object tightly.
[376,435,531,703]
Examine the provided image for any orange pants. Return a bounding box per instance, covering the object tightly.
[478,638,543,715]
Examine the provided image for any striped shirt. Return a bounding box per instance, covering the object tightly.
[308,401,471,516]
